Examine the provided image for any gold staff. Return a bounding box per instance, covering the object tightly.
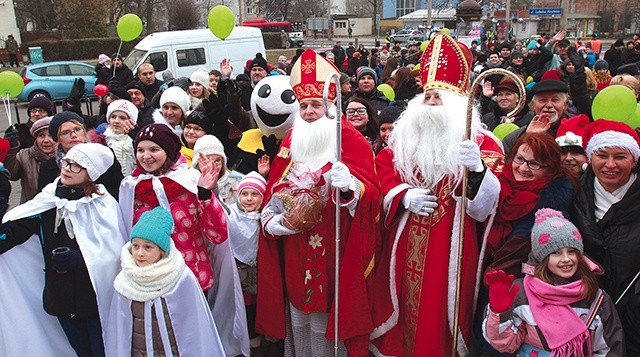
[452,68,526,356]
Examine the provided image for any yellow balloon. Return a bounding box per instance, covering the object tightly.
[117,14,143,42]
[208,6,235,40]
[420,40,429,52]
[441,28,451,35]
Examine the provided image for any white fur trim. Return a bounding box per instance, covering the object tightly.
[369,186,409,340]
[382,183,411,225]
[586,131,640,161]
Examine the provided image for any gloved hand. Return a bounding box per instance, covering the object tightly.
[485,270,520,313]
[108,76,120,90]
[263,213,297,236]
[394,78,420,101]
[4,126,19,148]
[256,134,279,160]
[226,80,243,108]
[401,188,438,216]
[330,161,354,192]
[66,78,86,105]
[51,247,84,273]
[458,140,484,172]
[567,46,585,71]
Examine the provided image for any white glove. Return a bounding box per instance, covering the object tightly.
[458,140,484,172]
[263,213,298,236]
[330,161,354,192]
[401,188,438,216]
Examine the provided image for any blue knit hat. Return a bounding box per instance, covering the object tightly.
[527,40,540,50]
[130,206,174,252]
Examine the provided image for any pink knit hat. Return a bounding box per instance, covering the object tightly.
[238,171,267,198]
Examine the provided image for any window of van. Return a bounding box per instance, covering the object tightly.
[146,52,168,72]
[176,48,205,67]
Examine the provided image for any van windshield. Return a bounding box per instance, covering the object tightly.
[124,48,147,69]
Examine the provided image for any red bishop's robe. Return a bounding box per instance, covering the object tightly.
[370,131,504,356]
[256,121,381,356]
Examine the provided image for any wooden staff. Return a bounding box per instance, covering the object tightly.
[323,72,343,357]
[452,68,526,356]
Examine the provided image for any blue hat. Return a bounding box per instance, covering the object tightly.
[130,206,174,252]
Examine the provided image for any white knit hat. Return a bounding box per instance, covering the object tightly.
[190,68,210,89]
[192,135,226,168]
[106,99,139,122]
[63,143,114,181]
[160,87,190,117]
[98,54,110,65]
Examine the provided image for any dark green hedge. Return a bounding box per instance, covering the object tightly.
[20,37,142,62]
[20,33,286,62]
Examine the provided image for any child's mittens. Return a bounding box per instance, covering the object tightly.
[486,269,519,314]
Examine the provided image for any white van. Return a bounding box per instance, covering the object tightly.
[123,27,266,80]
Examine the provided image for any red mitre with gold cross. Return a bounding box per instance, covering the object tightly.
[290,49,338,102]
[420,32,473,95]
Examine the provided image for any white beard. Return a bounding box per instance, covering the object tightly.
[290,106,337,171]
[389,90,483,190]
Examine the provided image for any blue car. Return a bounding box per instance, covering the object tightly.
[17,61,97,102]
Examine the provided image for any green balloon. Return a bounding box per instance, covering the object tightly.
[420,40,429,52]
[377,83,395,101]
[117,14,143,42]
[592,85,636,122]
[625,104,640,129]
[493,123,519,141]
[0,71,25,98]
[208,6,235,40]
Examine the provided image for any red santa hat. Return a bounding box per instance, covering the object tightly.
[290,49,339,102]
[555,114,590,149]
[420,32,472,95]
[583,119,640,161]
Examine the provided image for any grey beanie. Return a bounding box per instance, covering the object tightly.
[356,66,377,82]
[531,208,583,264]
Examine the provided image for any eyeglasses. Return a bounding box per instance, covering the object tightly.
[345,107,367,116]
[184,125,205,133]
[60,159,85,173]
[59,126,84,138]
[512,154,547,170]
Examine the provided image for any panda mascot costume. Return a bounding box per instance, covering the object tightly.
[228,76,298,174]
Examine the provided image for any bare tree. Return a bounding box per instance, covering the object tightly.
[167,0,201,30]
[57,0,111,38]
[14,0,56,31]
[262,0,294,20]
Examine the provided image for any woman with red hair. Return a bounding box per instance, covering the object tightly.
[486,133,577,279]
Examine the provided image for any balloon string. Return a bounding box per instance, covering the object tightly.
[2,94,12,127]
[113,40,124,78]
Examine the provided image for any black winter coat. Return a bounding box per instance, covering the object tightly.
[572,167,640,354]
[353,89,390,115]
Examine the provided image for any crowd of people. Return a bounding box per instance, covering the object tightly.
[0,30,638,356]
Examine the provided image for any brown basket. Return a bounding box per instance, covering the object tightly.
[276,187,324,232]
